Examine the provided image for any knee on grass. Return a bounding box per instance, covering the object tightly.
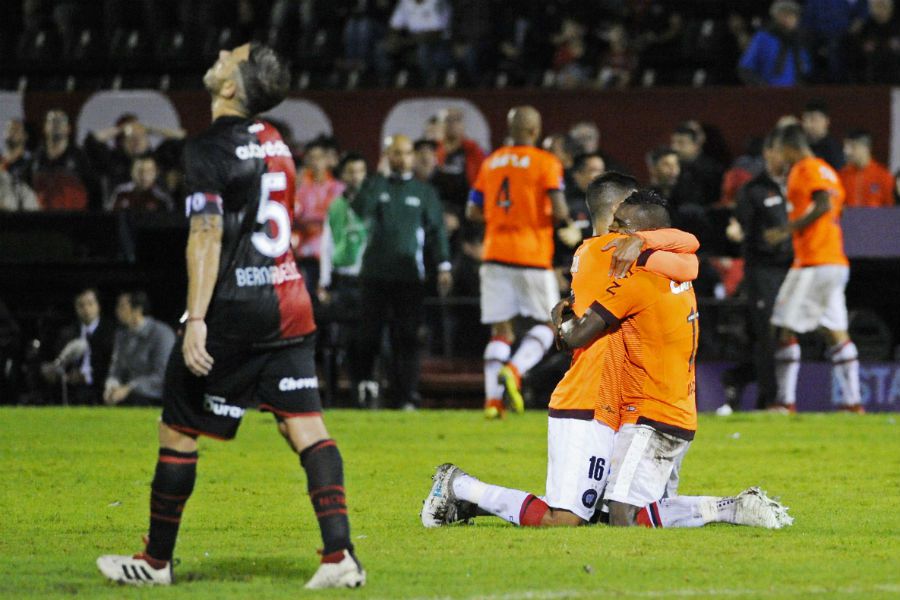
[608,501,640,527]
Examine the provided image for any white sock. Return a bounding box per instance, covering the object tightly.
[829,341,861,406]
[483,339,511,401]
[452,474,529,525]
[774,342,801,406]
[509,325,554,376]
[648,496,736,528]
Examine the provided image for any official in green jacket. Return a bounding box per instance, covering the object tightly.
[351,135,452,409]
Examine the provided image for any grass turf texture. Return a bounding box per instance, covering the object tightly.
[1,408,899,599]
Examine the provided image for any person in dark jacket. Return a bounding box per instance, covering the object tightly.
[351,135,452,409]
[719,130,793,414]
[738,1,810,87]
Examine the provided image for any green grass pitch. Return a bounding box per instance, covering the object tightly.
[2,408,899,599]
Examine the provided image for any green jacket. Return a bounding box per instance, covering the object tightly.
[352,173,450,283]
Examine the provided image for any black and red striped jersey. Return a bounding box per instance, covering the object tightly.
[183,116,315,348]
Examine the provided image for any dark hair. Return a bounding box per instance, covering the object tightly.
[763,129,780,149]
[75,287,99,302]
[237,43,290,116]
[336,152,366,176]
[803,98,829,116]
[777,124,809,150]
[122,290,151,314]
[845,128,872,146]
[621,188,671,228]
[414,139,438,152]
[647,146,678,165]
[572,152,605,173]
[672,125,699,143]
[304,138,329,153]
[585,171,638,216]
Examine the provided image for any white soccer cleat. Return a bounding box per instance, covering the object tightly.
[734,487,794,529]
[421,463,467,528]
[96,553,172,586]
[304,549,366,589]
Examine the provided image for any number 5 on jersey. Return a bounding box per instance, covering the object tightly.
[252,171,291,258]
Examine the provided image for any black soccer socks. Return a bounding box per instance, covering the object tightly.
[146,448,198,562]
[300,439,352,555]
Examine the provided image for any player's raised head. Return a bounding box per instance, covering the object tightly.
[612,189,670,233]
[585,171,638,224]
[507,106,542,145]
[204,43,290,117]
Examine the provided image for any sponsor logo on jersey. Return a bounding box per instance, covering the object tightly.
[670,280,693,295]
[203,394,245,419]
[235,261,302,287]
[234,140,292,160]
[581,489,598,508]
[405,196,421,207]
[763,195,783,207]
[248,123,265,133]
[379,193,390,202]
[278,376,319,392]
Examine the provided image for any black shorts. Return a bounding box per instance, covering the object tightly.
[161,334,321,440]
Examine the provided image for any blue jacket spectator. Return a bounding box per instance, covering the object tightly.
[739,1,810,86]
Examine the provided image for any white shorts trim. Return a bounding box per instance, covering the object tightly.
[544,417,615,521]
[480,263,559,324]
[771,265,849,333]
[606,424,690,507]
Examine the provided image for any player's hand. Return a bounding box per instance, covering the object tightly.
[550,297,572,329]
[317,286,331,304]
[603,234,644,278]
[764,226,790,247]
[726,217,744,243]
[104,384,132,405]
[557,223,582,248]
[437,271,453,298]
[183,320,214,377]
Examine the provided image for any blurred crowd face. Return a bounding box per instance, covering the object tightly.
[340,159,367,192]
[387,136,414,173]
[444,109,466,141]
[573,156,605,192]
[424,116,445,143]
[570,122,599,153]
[543,135,573,168]
[5,119,27,151]
[75,290,100,326]
[304,146,329,179]
[414,144,437,179]
[870,0,893,24]
[44,110,70,145]
[122,122,150,157]
[132,157,159,191]
[115,294,141,328]
[773,7,800,31]
[763,144,786,178]
[801,110,830,142]
[843,139,870,167]
[671,132,700,162]
[652,153,681,187]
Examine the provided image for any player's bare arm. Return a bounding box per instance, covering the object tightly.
[183,213,223,377]
[603,229,700,279]
[556,307,608,351]
[465,201,484,222]
[764,189,830,245]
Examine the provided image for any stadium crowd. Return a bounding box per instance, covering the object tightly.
[3,0,900,90]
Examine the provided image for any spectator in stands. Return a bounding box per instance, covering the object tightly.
[802,98,845,169]
[802,0,868,83]
[350,135,451,409]
[435,108,484,216]
[377,0,452,86]
[542,133,579,190]
[0,169,39,211]
[597,22,637,89]
[646,146,681,202]
[738,0,810,87]
[103,291,175,406]
[840,129,895,207]
[569,120,625,172]
[671,122,725,206]
[647,145,711,243]
[84,115,186,197]
[108,155,173,211]
[414,138,439,183]
[852,0,900,84]
[40,288,116,405]
[31,110,100,210]
[2,119,32,183]
[555,152,605,292]
[341,0,391,73]
[551,17,590,88]
[293,139,346,293]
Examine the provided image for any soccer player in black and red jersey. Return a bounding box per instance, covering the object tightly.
[96,43,365,589]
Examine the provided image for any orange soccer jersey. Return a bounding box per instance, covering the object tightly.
[787,156,848,267]
[589,266,699,438]
[550,230,700,430]
[839,161,895,208]
[472,145,564,269]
